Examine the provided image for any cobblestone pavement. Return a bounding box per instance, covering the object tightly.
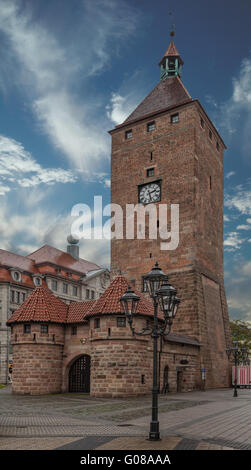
[0,385,250,450]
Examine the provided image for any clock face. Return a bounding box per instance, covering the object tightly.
[139,182,161,204]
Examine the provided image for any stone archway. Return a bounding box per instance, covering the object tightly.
[68,355,91,393]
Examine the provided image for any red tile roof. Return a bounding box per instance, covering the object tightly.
[7,286,68,324]
[121,76,191,126]
[7,276,163,325]
[27,245,100,274]
[67,300,96,323]
[85,275,154,318]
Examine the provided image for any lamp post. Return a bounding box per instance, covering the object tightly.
[226,341,247,397]
[120,262,180,441]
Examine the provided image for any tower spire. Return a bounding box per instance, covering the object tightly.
[158,16,183,81]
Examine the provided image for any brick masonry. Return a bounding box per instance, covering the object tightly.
[110,97,232,389]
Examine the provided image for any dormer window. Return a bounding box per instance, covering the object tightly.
[11,271,21,282]
[33,276,42,287]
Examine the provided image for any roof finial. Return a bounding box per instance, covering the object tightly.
[169,11,175,37]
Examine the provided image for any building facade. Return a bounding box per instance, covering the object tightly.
[0,240,110,384]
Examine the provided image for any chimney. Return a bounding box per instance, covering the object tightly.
[67,235,79,260]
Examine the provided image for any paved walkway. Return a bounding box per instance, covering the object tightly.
[0,385,250,450]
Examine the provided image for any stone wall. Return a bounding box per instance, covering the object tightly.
[10,323,64,395]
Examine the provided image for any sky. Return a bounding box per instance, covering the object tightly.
[0,0,250,322]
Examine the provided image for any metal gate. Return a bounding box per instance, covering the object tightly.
[69,355,90,393]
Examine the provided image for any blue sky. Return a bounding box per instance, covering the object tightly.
[0,0,250,322]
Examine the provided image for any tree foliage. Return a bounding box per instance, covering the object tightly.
[230,320,251,352]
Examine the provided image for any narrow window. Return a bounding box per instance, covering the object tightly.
[142,279,148,293]
[41,324,48,334]
[16,292,20,304]
[117,317,126,327]
[10,290,15,303]
[147,168,154,177]
[125,129,132,140]
[94,318,100,329]
[209,130,212,140]
[71,326,77,335]
[200,118,204,128]
[147,121,155,132]
[24,324,31,333]
[91,290,95,299]
[86,289,90,299]
[216,142,220,151]
[209,176,212,190]
[150,253,152,258]
[22,293,26,303]
[171,113,179,123]
[63,283,68,294]
[108,328,111,337]
[150,151,153,161]
[51,280,57,291]
[141,375,145,384]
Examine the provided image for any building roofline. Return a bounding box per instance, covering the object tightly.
[108,97,226,149]
[108,98,193,133]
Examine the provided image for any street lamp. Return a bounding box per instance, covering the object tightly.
[120,262,180,441]
[226,341,248,397]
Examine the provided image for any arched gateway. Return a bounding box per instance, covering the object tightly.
[69,355,90,393]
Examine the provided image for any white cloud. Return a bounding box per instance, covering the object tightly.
[219,57,251,153]
[106,92,139,125]
[224,231,245,250]
[225,171,235,179]
[225,184,251,216]
[0,0,138,174]
[0,134,77,191]
[236,224,250,230]
[224,214,230,222]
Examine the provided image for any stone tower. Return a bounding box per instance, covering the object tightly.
[109,38,232,388]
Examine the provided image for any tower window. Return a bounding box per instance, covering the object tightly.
[171,113,179,123]
[209,130,212,140]
[147,121,155,132]
[125,129,132,140]
[142,279,148,292]
[200,118,204,128]
[150,151,153,161]
[168,58,175,70]
[209,176,212,190]
[41,324,48,334]
[147,168,154,177]
[71,326,77,335]
[94,318,100,329]
[24,324,31,334]
[117,317,126,327]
